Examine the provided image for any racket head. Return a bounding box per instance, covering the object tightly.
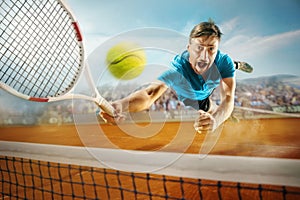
[0,0,85,102]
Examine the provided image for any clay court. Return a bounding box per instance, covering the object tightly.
[1,118,299,158]
[1,117,300,199]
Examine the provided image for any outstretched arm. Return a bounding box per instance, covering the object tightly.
[118,81,168,112]
[100,81,168,123]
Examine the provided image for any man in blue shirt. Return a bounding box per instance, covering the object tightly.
[101,20,250,133]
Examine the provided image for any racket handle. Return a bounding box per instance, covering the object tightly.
[97,97,115,117]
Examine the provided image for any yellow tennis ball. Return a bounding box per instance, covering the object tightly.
[106,42,146,80]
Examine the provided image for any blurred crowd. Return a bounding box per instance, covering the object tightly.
[1,77,300,125]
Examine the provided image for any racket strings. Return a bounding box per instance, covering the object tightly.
[0,0,82,98]
[8,1,55,95]
[29,1,76,96]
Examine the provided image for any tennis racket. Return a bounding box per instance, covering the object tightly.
[0,0,115,116]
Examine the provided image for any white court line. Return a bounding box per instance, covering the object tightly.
[235,106,300,118]
[0,141,299,187]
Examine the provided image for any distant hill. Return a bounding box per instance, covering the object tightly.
[238,74,300,86]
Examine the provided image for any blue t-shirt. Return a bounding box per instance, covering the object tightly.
[158,50,235,101]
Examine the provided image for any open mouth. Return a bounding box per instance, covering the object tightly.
[197,62,208,68]
[195,62,208,72]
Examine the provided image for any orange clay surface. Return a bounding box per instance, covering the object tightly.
[0,118,299,159]
[1,118,300,200]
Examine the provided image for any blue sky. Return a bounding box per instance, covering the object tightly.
[68,0,300,80]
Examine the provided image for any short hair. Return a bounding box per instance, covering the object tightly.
[189,19,222,42]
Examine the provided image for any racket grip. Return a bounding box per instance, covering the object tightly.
[97,97,115,117]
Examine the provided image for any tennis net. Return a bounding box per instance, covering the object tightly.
[1,141,300,200]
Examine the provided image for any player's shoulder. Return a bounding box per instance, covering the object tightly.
[214,50,235,78]
[215,50,233,66]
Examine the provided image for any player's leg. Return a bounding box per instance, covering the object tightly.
[234,61,253,73]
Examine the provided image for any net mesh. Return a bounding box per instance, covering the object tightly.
[1,155,300,200]
[0,0,82,98]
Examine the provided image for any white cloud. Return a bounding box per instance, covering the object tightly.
[219,17,239,34]
[180,20,197,36]
[221,29,300,60]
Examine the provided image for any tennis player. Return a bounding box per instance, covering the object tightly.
[101,20,247,133]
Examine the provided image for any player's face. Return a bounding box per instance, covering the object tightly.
[187,36,219,75]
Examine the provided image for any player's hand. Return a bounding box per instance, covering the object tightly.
[194,110,217,134]
[99,101,125,125]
